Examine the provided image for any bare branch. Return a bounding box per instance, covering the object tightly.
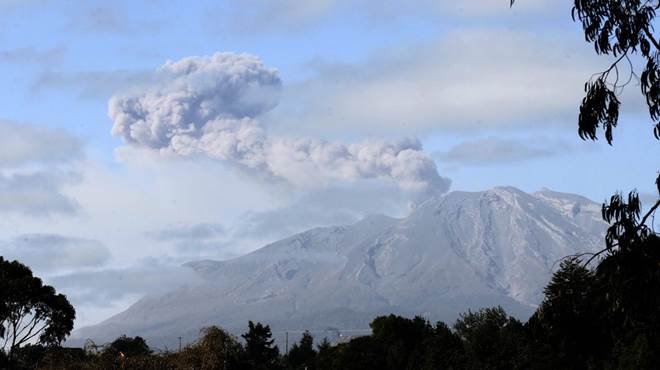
[584,248,610,266]
[19,323,48,346]
[640,199,660,227]
[642,25,660,51]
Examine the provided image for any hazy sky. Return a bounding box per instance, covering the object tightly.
[0,0,658,328]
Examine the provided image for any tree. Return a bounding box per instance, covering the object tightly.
[242,321,280,370]
[529,258,609,368]
[369,314,431,370]
[573,0,660,144]
[0,257,75,363]
[103,335,151,357]
[513,0,660,145]
[454,306,527,370]
[419,322,465,370]
[173,326,243,370]
[314,338,336,370]
[330,336,384,370]
[510,0,660,364]
[563,1,660,364]
[327,315,465,370]
[286,331,316,370]
[593,191,660,367]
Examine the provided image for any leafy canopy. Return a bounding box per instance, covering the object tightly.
[0,257,75,360]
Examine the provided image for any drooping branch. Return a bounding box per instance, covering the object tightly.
[584,248,611,266]
[640,199,660,228]
[642,25,660,51]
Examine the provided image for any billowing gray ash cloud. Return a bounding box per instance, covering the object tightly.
[109,52,450,195]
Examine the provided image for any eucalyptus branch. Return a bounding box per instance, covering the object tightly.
[642,25,660,51]
[19,323,48,346]
[584,248,610,266]
[640,199,660,227]
[15,314,39,339]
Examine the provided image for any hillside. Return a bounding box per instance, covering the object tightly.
[71,187,604,349]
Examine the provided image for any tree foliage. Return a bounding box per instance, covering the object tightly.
[516,0,660,143]
[286,331,316,370]
[242,321,280,370]
[593,189,660,367]
[575,0,660,142]
[169,326,243,370]
[529,259,607,368]
[103,335,151,358]
[0,257,75,363]
[454,307,527,370]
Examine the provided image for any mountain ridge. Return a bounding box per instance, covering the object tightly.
[71,186,605,349]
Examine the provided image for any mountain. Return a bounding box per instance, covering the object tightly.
[70,187,605,349]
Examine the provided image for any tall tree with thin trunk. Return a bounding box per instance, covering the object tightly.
[0,257,75,363]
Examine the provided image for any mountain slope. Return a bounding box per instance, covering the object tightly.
[71,187,605,349]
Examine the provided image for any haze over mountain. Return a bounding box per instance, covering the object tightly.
[71,186,605,349]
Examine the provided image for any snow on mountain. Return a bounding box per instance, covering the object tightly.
[70,187,605,349]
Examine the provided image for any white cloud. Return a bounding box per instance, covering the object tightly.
[208,0,560,34]
[33,69,152,100]
[148,222,226,242]
[436,136,578,166]
[0,171,80,216]
[211,0,337,33]
[0,120,82,167]
[0,149,287,328]
[147,222,233,260]
[0,233,110,274]
[45,149,281,263]
[270,29,609,136]
[0,120,83,216]
[51,259,204,327]
[234,183,410,239]
[109,52,451,195]
[52,261,202,306]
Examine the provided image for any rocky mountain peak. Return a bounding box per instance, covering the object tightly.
[71,187,606,350]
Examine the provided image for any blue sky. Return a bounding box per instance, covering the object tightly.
[0,0,658,327]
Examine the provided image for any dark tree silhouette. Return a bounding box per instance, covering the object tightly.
[173,326,243,369]
[510,2,660,365]
[514,0,660,144]
[0,257,75,363]
[330,335,384,370]
[593,191,660,367]
[573,0,660,143]
[323,315,467,370]
[419,322,465,370]
[315,338,335,370]
[242,321,280,370]
[286,330,316,370]
[369,314,431,370]
[454,306,527,370]
[528,258,609,368]
[103,334,151,357]
[526,194,660,368]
